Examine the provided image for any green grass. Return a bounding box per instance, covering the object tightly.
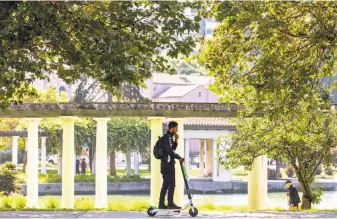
[2,195,337,212]
[232,168,248,176]
[189,169,200,177]
[17,162,56,168]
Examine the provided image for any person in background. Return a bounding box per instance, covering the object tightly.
[81,158,87,175]
[285,180,301,210]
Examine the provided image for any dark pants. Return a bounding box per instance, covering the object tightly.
[159,162,175,206]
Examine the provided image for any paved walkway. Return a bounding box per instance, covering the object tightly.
[0,211,337,218]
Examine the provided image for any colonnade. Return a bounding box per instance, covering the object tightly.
[16,116,267,210]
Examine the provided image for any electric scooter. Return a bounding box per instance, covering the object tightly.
[147,160,198,217]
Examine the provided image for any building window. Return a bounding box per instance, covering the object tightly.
[207,28,214,35]
[153,86,157,92]
[199,92,201,98]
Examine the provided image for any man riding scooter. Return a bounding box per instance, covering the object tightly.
[158,121,184,210]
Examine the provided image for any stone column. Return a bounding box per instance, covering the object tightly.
[12,136,19,169]
[248,155,268,210]
[212,138,217,181]
[25,118,41,208]
[94,118,110,209]
[134,152,139,176]
[184,139,190,178]
[199,140,204,176]
[206,139,212,176]
[61,117,75,209]
[149,117,165,206]
[41,137,47,174]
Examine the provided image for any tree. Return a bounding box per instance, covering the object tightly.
[72,77,107,103]
[199,2,337,209]
[167,57,207,76]
[199,1,337,116]
[221,100,337,209]
[108,118,150,176]
[120,84,151,103]
[0,1,201,109]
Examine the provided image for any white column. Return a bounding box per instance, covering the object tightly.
[184,139,190,178]
[212,138,217,181]
[248,155,268,210]
[25,118,41,208]
[41,137,47,174]
[134,152,139,176]
[204,140,207,176]
[206,139,212,176]
[61,117,75,209]
[149,117,165,207]
[12,136,19,168]
[94,118,110,209]
[199,140,204,176]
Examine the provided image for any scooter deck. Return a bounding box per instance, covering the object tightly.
[150,206,182,212]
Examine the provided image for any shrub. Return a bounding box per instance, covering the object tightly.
[0,196,12,208]
[286,165,295,177]
[74,197,94,210]
[108,202,128,211]
[131,201,148,211]
[44,196,61,209]
[199,202,216,210]
[0,162,20,196]
[10,194,26,209]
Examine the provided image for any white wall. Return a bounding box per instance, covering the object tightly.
[181,86,218,103]
[185,130,231,140]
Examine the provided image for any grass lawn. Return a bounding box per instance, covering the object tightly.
[1,194,337,212]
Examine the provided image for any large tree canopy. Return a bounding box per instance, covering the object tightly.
[0,1,201,109]
[199,1,337,116]
[221,98,337,209]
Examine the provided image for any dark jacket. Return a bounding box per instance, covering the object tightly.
[161,131,181,164]
[288,185,301,205]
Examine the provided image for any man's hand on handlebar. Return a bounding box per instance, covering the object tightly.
[180,157,185,162]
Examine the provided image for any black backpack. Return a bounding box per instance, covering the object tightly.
[153,135,166,159]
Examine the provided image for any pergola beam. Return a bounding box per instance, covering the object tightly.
[0,130,48,137]
[0,102,241,118]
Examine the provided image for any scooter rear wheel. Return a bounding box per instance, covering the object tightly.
[147,207,156,217]
[189,207,198,217]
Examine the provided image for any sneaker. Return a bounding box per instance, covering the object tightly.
[158,204,167,209]
[167,204,181,209]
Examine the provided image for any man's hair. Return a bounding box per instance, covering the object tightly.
[168,121,178,130]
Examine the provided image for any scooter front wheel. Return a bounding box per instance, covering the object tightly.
[189,207,198,217]
[147,207,156,217]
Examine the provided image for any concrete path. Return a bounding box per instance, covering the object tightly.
[0,211,337,218]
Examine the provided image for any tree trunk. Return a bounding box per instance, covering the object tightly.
[299,181,312,209]
[126,149,131,176]
[89,143,95,174]
[92,152,96,175]
[134,152,139,176]
[23,150,27,173]
[294,164,312,210]
[276,160,281,180]
[109,151,116,176]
